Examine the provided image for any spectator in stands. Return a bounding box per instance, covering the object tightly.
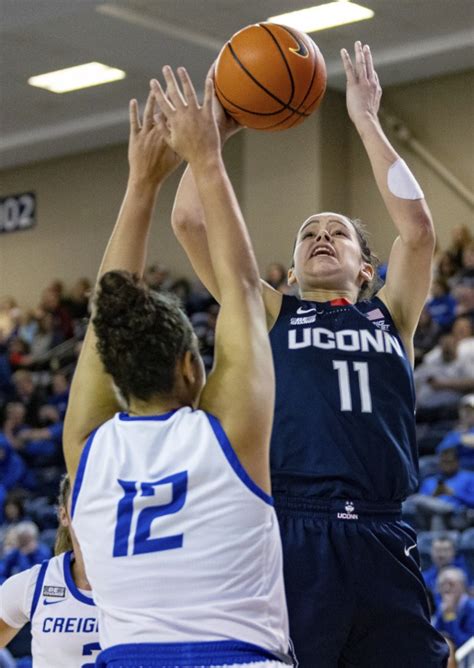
[7,337,32,371]
[38,287,73,340]
[426,279,457,332]
[62,277,91,321]
[46,371,70,419]
[12,405,63,466]
[414,334,470,421]
[423,535,472,601]
[434,567,474,649]
[264,262,287,291]
[2,491,28,526]
[447,224,473,270]
[0,521,50,584]
[169,277,192,311]
[0,299,20,343]
[436,393,474,469]
[144,263,172,292]
[453,279,474,320]
[16,310,38,347]
[410,447,474,530]
[28,311,60,361]
[414,307,441,366]
[0,492,30,558]
[11,371,44,426]
[0,435,27,502]
[435,252,459,289]
[2,403,28,446]
[453,240,474,285]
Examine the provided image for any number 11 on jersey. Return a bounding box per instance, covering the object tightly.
[333,360,372,413]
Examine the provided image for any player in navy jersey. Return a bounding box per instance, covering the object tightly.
[63,70,292,667]
[0,475,100,667]
[171,43,449,666]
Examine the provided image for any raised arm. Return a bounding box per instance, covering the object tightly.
[341,42,435,356]
[63,92,181,479]
[152,68,274,491]
[171,73,282,328]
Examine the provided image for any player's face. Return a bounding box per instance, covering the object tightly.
[289,213,373,294]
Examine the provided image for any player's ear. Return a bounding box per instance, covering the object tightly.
[181,350,196,387]
[287,266,297,286]
[58,505,69,529]
[359,261,374,287]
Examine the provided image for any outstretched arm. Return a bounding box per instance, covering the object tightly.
[171,71,283,328]
[341,42,435,356]
[63,92,181,479]
[152,68,274,491]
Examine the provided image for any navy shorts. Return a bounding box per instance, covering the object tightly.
[275,496,449,668]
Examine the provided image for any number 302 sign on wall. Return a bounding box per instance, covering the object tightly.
[0,192,36,233]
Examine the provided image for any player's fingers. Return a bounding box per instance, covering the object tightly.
[202,77,215,113]
[363,44,375,81]
[129,99,140,133]
[150,79,175,117]
[354,41,366,80]
[142,90,156,131]
[340,48,356,83]
[162,65,186,108]
[154,113,171,143]
[177,67,199,107]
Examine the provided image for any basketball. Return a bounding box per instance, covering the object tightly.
[214,22,326,131]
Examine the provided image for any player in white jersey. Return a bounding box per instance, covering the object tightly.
[0,475,100,667]
[63,69,292,667]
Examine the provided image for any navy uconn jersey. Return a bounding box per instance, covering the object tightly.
[269,295,418,501]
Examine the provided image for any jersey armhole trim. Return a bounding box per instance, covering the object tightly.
[63,551,94,606]
[30,559,49,620]
[205,412,273,506]
[71,427,98,519]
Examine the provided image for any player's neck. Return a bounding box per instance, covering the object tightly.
[127,396,188,417]
[71,550,91,591]
[299,287,356,303]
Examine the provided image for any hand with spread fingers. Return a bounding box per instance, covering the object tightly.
[128,90,182,187]
[150,66,220,166]
[206,62,241,143]
[340,41,382,128]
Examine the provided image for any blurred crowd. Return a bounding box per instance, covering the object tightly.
[0,222,473,661]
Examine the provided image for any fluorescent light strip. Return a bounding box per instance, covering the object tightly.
[28,62,126,94]
[269,1,374,33]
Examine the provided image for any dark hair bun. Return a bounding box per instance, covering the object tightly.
[92,270,194,402]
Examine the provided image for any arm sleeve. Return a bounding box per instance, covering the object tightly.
[0,564,40,628]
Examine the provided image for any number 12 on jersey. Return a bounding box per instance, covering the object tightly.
[333,360,372,413]
[113,471,188,557]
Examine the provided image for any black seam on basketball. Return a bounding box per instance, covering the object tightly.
[251,31,324,128]
[227,42,307,117]
[215,77,301,117]
[259,23,295,106]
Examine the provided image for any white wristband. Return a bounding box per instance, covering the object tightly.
[387,158,424,200]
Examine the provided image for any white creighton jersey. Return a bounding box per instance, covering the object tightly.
[0,551,100,668]
[72,407,289,656]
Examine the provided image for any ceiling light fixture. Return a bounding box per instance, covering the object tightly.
[269,1,374,33]
[28,62,126,94]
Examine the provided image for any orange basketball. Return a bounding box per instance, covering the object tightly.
[214,22,326,131]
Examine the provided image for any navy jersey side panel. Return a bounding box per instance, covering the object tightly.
[269,295,418,501]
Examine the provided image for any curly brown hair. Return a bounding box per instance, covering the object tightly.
[92,271,195,403]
